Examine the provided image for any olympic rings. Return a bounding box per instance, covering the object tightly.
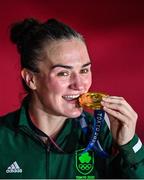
[78,164,91,170]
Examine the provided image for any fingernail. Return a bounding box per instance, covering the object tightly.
[101,101,104,105]
[102,97,106,100]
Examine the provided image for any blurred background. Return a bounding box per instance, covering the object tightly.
[0,0,144,140]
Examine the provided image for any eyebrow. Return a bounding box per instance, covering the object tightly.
[51,62,91,70]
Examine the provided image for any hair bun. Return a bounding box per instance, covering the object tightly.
[10,18,40,50]
[46,18,59,24]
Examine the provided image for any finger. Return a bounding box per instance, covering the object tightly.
[102,96,135,114]
[101,100,133,118]
[103,106,131,125]
[103,96,123,100]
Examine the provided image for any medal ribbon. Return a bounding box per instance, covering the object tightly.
[80,110,109,158]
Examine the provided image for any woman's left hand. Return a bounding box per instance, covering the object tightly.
[101,96,138,145]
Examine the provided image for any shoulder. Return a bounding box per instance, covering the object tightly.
[0,109,20,129]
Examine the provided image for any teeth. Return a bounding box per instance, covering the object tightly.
[63,94,80,100]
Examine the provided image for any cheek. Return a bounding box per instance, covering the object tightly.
[48,79,67,93]
[84,74,92,88]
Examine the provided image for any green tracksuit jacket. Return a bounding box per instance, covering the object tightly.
[0,99,144,179]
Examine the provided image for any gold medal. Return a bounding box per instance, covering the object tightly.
[79,92,108,110]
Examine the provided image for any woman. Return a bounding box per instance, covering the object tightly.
[0,18,144,179]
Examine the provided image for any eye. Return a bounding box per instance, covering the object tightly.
[80,68,89,74]
[57,71,69,77]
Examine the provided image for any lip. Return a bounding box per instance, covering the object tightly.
[62,94,80,100]
[66,99,78,105]
[62,94,80,105]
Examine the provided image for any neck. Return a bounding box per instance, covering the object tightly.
[28,98,67,138]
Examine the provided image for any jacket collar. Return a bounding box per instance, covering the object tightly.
[18,96,82,147]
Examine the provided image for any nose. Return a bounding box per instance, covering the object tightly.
[69,74,84,91]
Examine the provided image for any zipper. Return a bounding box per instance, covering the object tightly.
[45,142,51,178]
[19,126,46,147]
[47,143,51,152]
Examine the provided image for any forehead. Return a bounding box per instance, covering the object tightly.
[43,39,90,66]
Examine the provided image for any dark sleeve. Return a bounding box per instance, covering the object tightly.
[99,120,144,178]
[118,135,144,178]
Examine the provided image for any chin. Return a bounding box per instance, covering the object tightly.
[64,108,83,119]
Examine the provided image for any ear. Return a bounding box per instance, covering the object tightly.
[21,68,37,90]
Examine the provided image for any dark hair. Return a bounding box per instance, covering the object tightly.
[10,18,84,72]
[10,18,85,91]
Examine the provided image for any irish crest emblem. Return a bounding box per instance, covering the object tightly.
[75,149,94,175]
